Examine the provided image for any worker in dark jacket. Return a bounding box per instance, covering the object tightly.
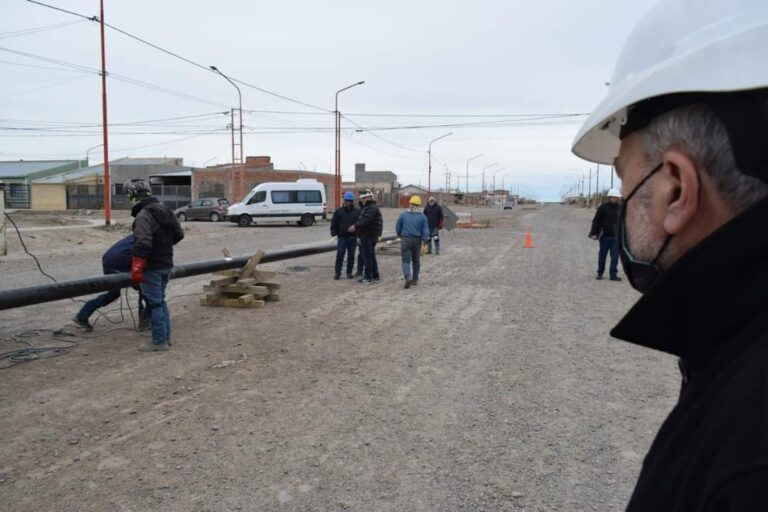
[72,235,148,331]
[588,188,621,281]
[125,178,184,352]
[330,191,359,279]
[348,190,382,284]
[423,196,444,255]
[572,0,768,508]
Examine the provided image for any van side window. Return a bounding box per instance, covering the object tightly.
[271,191,295,204]
[248,191,266,204]
[297,190,322,203]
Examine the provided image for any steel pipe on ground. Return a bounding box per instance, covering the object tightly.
[0,235,397,311]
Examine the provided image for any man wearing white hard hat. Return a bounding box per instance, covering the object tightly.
[588,188,622,281]
[572,0,768,509]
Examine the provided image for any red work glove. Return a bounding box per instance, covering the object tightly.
[437,219,444,230]
[131,256,147,284]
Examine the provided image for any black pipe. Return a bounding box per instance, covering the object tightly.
[0,235,397,311]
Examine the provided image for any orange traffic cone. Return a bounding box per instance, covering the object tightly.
[523,227,534,248]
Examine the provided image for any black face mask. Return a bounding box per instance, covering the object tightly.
[617,162,673,294]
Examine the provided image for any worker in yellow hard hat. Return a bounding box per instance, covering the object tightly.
[395,196,430,289]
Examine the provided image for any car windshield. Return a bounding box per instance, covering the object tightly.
[218,199,230,206]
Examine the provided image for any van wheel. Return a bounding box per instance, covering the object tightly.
[237,215,251,227]
[299,214,314,227]
[210,212,220,222]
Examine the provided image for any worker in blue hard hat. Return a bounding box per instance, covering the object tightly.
[330,191,360,279]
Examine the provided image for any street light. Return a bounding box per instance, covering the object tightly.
[465,154,483,195]
[501,174,512,203]
[210,65,243,202]
[334,81,365,209]
[481,163,498,200]
[85,144,103,167]
[491,167,505,205]
[203,157,218,167]
[427,132,452,194]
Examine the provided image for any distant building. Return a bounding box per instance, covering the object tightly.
[28,157,192,210]
[0,160,84,208]
[193,156,335,204]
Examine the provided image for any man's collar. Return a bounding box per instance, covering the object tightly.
[611,196,768,358]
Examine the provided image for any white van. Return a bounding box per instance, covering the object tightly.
[226,179,327,227]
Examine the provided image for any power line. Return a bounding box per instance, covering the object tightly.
[340,114,422,153]
[25,0,331,112]
[0,19,87,39]
[0,46,231,108]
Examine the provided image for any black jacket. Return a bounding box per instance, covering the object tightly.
[355,201,383,238]
[589,201,619,238]
[423,203,444,229]
[330,205,360,237]
[613,196,768,511]
[131,197,184,270]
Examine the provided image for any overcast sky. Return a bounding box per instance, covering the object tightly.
[1,0,658,201]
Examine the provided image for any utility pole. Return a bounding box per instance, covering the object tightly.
[611,164,615,188]
[595,163,600,206]
[99,0,111,225]
[587,168,592,207]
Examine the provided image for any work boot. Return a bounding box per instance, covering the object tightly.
[404,278,412,289]
[595,274,604,280]
[610,275,623,282]
[346,273,354,279]
[72,316,93,332]
[139,340,169,352]
[334,274,340,280]
[411,280,419,286]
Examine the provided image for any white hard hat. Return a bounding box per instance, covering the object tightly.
[607,188,621,198]
[572,0,768,167]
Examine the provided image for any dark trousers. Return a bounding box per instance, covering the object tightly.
[598,235,619,277]
[401,236,422,281]
[335,236,356,277]
[359,236,379,280]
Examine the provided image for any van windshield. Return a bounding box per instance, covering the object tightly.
[248,191,266,204]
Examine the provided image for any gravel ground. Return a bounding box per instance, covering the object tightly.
[0,205,679,511]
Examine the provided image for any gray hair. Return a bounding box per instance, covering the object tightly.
[641,103,768,213]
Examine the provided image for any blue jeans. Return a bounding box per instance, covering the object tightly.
[77,289,121,321]
[401,236,422,281]
[140,268,172,345]
[335,237,357,277]
[426,227,440,254]
[598,235,619,277]
[359,236,379,281]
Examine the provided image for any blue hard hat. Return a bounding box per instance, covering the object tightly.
[343,191,355,201]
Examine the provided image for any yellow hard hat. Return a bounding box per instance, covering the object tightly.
[409,196,422,206]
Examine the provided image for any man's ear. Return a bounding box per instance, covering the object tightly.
[661,149,700,235]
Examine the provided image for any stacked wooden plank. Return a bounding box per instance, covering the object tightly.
[376,239,402,255]
[199,249,281,308]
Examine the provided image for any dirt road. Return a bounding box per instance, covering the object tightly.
[0,205,679,511]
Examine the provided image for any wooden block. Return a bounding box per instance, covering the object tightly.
[210,276,237,287]
[250,270,276,281]
[235,277,259,287]
[214,269,242,277]
[265,294,280,302]
[240,249,265,279]
[238,294,254,305]
[206,284,269,296]
[259,281,281,291]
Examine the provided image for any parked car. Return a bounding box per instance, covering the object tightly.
[503,202,515,210]
[175,197,230,222]
[226,179,327,227]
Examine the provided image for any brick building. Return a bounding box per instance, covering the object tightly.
[192,156,336,203]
